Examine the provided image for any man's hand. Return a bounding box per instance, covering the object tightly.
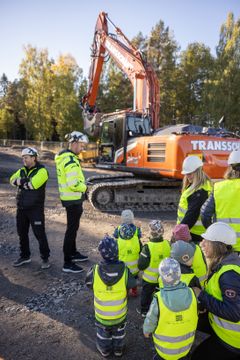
[144,333,151,338]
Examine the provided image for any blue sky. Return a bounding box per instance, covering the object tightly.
[1,0,240,81]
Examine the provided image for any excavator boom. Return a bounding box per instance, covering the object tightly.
[82,12,240,212]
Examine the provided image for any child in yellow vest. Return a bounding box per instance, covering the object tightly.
[113,209,142,297]
[137,220,170,317]
[85,235,137,357]
[171,240,201,288]
[143,258,198,360]
[171,224,207,288]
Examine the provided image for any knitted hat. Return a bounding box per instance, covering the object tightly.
[159,258,181,286]
[149,220,164,237]
[171,240,195,265]
[172,224,191,242]
[121,209,134,224]
[98,235,118,261]
[119,224,135,240]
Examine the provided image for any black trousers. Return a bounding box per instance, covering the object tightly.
[16,207,50,259]
[95,321,126,353]
[141,279,158,313]
[191,312,240,360]
[63,203,83,263]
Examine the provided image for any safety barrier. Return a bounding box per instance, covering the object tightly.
[0,139,98,162]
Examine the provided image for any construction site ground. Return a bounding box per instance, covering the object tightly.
[0,147,205,360]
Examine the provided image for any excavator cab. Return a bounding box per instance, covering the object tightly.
[98,111,152,165]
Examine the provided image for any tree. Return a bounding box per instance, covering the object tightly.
[51,54,84,140]
[209,13,240,129]
[176,43,215,123]
[147,20,179,125]
[19,45,54,140]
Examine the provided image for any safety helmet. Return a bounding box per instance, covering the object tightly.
[65,131,89,144]
[181,155,203,175]
[21,147,38,157]
[228,149,240,165]
[119,224,135,240]
[201,222,236,245]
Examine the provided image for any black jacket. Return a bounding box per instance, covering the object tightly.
[181,188,209,242]
[200,192,216,229]
[16,163,48,209]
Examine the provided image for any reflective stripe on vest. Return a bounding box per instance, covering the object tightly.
[153,290,198,360]
[191,244,208,288]
[214,179,240,251]
[117,228,140,275]
[177,181,212,235]
[93,265,127,323]
[142,240,170,283]
[205,263,240,348]
[55,151,86,202]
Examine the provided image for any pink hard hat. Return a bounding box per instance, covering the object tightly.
[172,224,191,242]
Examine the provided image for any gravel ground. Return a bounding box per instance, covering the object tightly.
[0,147,205,360]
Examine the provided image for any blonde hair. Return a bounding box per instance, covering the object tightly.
[182,167,212,193]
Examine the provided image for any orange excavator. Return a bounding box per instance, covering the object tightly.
[82,11,240,212]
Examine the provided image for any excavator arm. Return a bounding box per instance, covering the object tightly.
[82,12,160,132]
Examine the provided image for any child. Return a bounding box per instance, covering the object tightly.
[113,209,142,296]
[137,220,170,317]
[171,240,201,288]
[171,224,207,288]
[143,258,198,360]
[171,223,192,244]
[85,235,137,358]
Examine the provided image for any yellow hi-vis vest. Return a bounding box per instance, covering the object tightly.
[181,273,195,286]
[214,179,240,252]
[93,265,128,326]
[205,264,240,348]
[117,228,140,275]
[177,181,212,236]
[153,290,198,360]
[142,240,171,283]
[55,150,87,202]
[191,244,207,288]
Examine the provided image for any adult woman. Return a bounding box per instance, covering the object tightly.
[192,222,240,360]
[177,155,212,243]
[201,149,240,252]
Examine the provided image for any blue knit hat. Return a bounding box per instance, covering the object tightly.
[98,235,118,261]
[119,224,135,240]
[159,257,181,286]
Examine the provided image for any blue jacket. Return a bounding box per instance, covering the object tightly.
[200,192,215,229]
[198,253,240,322]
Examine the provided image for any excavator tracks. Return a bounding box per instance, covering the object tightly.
[87,174,181,212]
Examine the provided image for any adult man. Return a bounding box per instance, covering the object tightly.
[10,147,50,269]
[55,131,89,273]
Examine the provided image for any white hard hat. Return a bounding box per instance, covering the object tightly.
[228,149,240,165]
[201,222,236,245]
[65,131,89,144]
[21,147,38,157]
[181,155,203,175]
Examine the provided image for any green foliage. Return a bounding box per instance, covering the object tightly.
[1,12,240,139]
